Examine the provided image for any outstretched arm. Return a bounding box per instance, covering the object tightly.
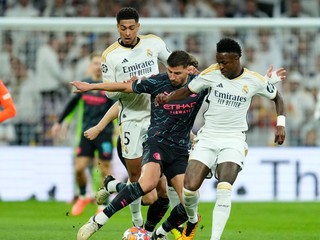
[71,81,134,93]
[272,91,286,145]
[84,101,119,140]
[155,87,193,106]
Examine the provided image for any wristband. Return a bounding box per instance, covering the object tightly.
[277,115,286,127]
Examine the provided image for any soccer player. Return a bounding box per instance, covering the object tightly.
[0,80,16,123]
[73,50,208,240]
[155,38,286,240]
[51,51,115,216]
[98,6,174,229]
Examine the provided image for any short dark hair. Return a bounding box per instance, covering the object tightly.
[217,38,242,57]
[116,7,139,24]
[167,50,191,68]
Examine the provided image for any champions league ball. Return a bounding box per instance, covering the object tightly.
[122,226,150,240]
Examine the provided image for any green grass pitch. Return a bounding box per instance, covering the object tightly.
[0,200,319,239]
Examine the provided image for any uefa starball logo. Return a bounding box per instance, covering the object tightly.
[101,64,108,73]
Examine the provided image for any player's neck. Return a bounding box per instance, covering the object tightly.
[229,67,244,79]
[118,37,140,49]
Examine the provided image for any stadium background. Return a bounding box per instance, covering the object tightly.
[0,0,320,202]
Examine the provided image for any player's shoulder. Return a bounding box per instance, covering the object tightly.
[199,63,220,76]
[101,41,121,61]
[139,34,164,42]
[243,68,266,83]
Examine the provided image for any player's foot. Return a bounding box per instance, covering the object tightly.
[95,175,116,205]
[71,197,91,216]
[182,215,201,240]
[170,226,183,240]
[151,231,168,240]
[77,216,102,240]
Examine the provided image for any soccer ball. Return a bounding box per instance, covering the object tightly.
[122,226,150,240]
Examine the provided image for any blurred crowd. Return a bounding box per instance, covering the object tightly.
[0,0,320,147]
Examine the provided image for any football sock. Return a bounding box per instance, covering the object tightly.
[79,186,86,196]
[144,197,169,232]
[103,182,144,220]
[183,187,199,224]
[115,182,126,192]
[162,203,188,233]
[95,211,109,225]
[211,182,232,240]
[166,185,180,209]
[130,197,143,227]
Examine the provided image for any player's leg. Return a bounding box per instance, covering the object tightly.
[211,138,246,240]
[72,136,95,216]
[182,159,209,239]
[94,134,114,213]
[152,149,188,239]
[77,161,162,240]
[144,175,169,235]
[72,156,92,216]
[120,119,157,225]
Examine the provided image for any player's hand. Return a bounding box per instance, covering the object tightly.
[84,126,101,140]
[187,65,200,75]
[274,126,285,145]
[155,93,168,107]
[51,123,61,138]
[70,81,92,93]
[123,76,139,83]
[265,65,287,84]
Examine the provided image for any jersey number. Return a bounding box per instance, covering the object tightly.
[124,132,130,145]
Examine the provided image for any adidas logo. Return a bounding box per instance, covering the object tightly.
[216,83,223,88]
[122,58,128,63]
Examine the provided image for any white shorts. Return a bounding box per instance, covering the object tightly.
[189,130,248,178]
[119,118,150,159]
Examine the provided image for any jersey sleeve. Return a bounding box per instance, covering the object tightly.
[0,81,16,123]
[188,74,214,93]
[132,78,153,94]
[156,37,171,64]
[101,53,124,100]
[254,72,278,99]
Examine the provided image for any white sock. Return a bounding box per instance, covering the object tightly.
[166,185,180,209]
[156,226,168,235]
[183,187,199,224]
[107,178,121,193]
[211,182,232,240]
[130,197,143,227]
[94,211,109,225]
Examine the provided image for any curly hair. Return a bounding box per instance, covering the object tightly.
[116,7,139,24]
[216,38,242,57]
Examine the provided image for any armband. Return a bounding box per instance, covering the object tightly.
[276,115,286,127]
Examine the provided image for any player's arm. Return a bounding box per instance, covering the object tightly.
[271,91,286,145]
[155,86,192,106]
[0,82,16,123]
[71,81,134,93]
[51,94,80,137]
[84,101,119,140]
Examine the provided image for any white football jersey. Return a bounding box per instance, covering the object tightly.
[188,63,278,133]
[101,34,170,123]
